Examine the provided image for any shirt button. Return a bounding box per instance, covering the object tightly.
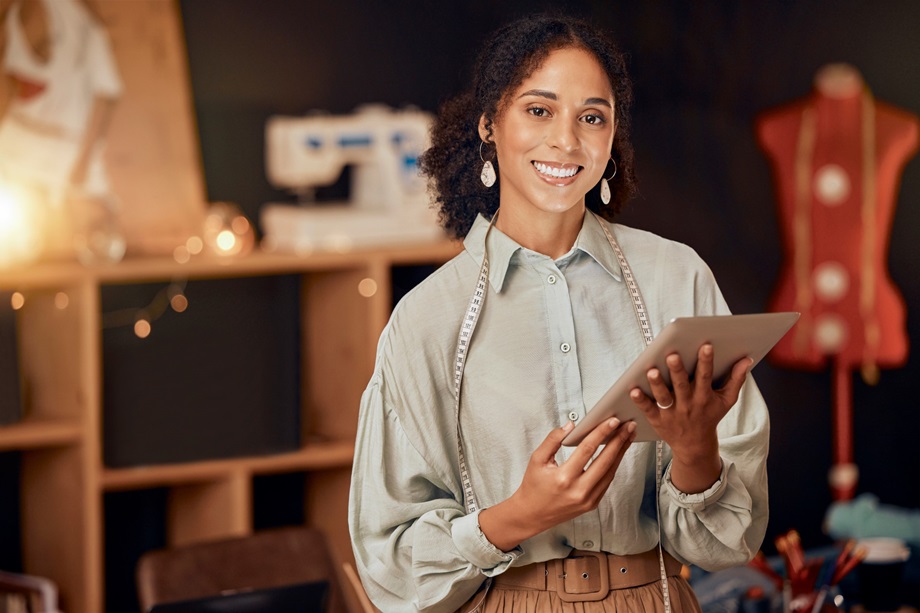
[560,343,571,353]
[547,274,557,285]
[568,411,579,421]
[582,540,594,549]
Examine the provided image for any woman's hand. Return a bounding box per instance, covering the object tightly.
[478,417,636,552]
[629,343,752,493]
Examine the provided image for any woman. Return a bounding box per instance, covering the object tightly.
[349,14,769,612]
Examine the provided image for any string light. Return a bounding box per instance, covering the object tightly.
[202,202,255,257]
[10,292,24,310]
[357,278,377,298]
[102,279,189,338]
[134,316,152,339]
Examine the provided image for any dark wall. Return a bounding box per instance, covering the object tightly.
[178,0,920,552]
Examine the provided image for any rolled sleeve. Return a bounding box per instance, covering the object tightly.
[663,459,729,513]
[452,510,522,575]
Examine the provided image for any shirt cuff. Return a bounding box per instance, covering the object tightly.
[452,509,522,574]
[662,459,729,512]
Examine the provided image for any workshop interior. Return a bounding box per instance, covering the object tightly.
[1,1,919,611]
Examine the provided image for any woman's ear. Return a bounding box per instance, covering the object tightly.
[478,114,491,143]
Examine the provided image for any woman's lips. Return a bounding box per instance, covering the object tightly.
[532,161,582,186]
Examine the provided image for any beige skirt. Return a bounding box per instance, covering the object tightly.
[459,576,701,612]
[457,549,702,613]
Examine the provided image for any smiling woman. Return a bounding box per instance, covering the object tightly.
[349,13,770,613]
[478,47,616,258]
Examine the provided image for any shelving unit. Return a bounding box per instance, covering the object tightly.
[0,239,461,613]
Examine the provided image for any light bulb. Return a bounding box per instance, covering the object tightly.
[202,202,255,257]
[0,183,43,267]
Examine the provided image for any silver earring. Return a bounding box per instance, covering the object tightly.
[480,141,496,188]
[599,158,617,205]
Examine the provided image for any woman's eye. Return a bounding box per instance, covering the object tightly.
[527,107,549,117]
[582,114,606,125]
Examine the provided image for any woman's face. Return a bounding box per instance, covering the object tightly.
[481,46,616,221]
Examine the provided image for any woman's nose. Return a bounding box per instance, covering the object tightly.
[546,118,579,153]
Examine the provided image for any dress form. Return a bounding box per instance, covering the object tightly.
[756,63,919,500]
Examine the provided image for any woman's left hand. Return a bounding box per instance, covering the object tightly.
[629,343,752,492]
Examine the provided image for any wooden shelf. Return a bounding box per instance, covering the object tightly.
[0,240,461,289]
[0,418,83,452]
[0,238,458,612]
[101,441,356,491]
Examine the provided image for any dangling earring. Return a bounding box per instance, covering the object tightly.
[599,158,617,205]
[480,141,496,188]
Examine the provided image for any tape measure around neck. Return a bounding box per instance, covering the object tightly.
[453,210,671,611]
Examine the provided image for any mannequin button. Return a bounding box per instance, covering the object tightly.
[560,343,571,353]
[568,411,579,421]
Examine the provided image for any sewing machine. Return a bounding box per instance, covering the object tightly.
[260,104,444,252]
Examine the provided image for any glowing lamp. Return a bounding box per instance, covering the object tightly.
[202,202,255,257]
[0,183,43,268]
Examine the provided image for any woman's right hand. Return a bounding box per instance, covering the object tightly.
[478,417,636,552]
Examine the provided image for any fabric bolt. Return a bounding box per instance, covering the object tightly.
[349,213,770,613]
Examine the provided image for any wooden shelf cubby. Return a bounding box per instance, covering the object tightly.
[0,238,461,612]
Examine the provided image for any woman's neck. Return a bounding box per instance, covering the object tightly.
[494,205,585,259]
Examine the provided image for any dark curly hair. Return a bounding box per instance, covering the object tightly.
[419,14,638,239]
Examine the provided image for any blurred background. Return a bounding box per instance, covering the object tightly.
[178,0,920,544]
[2,0,919,610]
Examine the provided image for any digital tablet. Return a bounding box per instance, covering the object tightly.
[561,312,799,446]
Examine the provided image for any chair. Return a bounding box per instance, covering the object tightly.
[135,526,351,612]
[0,570,60,613]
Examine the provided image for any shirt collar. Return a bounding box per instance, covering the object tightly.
[574,212,625,283]
[463,211,624,293]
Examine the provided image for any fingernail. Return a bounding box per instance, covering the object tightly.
[703,344,713,356]
[627,421,637,433]
[608,417,620,428]
[562,421,574,432]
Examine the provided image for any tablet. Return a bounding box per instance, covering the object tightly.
[561,312,799,446]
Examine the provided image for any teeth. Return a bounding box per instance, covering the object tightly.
[533,162,578,178]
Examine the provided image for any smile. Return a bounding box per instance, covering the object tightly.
[532,161,581,179]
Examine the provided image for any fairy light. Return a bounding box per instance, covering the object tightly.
[357,278,377,298]
[10,292,24,310]
[173,245,191,264]
[186,236,204,255]
[134,316,151,339]
[102,279,189,338]
[54,292,69,310]
[168,283,188,313]
[202,202,255,257]
[216,229,237,252]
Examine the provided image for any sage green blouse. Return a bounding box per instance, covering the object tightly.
[349,213,770,612]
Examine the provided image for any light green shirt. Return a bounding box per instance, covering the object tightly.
[349,213,769,612]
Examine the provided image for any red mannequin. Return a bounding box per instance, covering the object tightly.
[756,63,919,499]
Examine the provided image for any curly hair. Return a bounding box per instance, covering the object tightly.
[419,14,638,239]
